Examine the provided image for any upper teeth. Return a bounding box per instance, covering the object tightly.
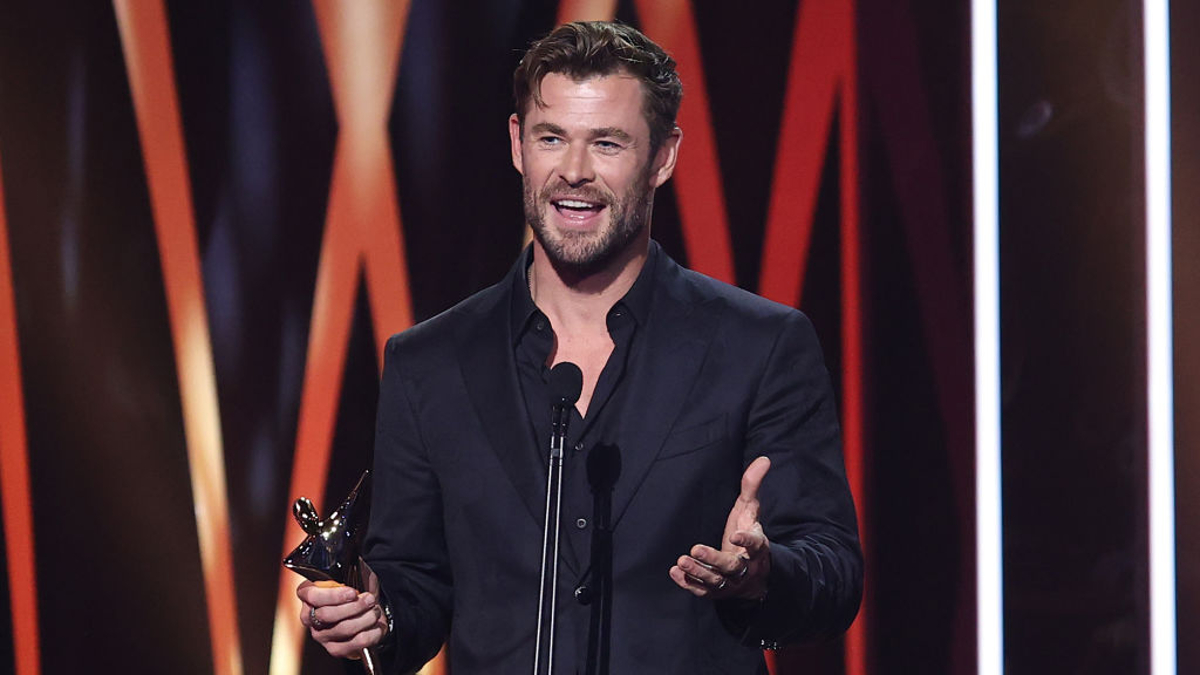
[557,199,594,208]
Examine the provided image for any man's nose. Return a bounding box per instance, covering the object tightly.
[557,144,594,186]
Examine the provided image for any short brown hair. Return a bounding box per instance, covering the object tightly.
[513,21,683,151]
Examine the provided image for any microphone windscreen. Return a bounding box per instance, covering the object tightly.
[548,361,583,405]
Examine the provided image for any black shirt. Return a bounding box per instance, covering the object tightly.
[509,244,658,567]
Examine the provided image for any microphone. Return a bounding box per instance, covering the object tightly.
[549,362,583,407]
[547,363,583,459]
[534,362,582,675]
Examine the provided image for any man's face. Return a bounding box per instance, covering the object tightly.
[509,72,679,275]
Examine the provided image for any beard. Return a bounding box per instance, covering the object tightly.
[523,168,654,277]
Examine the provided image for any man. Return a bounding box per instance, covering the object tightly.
[298,21,861,674]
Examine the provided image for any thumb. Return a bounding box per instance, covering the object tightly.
[739,456,771,505]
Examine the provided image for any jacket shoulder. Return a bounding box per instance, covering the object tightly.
[383,280,506,369]
[669,261,811,329]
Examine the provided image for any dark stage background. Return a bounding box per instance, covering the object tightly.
[0,1,1193,674]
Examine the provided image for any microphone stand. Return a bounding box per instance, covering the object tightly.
[533,362,581,675]
[585,443,620,675]
[533,402,569,675]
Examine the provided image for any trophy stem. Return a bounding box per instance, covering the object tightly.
[361,647,378,675]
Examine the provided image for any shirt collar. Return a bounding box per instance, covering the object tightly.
[617,239,657,327]
[509,240,660,344]
[510,245,541,345]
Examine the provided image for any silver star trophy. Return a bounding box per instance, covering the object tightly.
[283,470,379,674]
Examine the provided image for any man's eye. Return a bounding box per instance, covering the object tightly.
[595,140,622,151]
[539,136,562,145]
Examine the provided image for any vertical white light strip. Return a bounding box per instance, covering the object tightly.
[972,0,1003,674]
[1144,1,1176,674]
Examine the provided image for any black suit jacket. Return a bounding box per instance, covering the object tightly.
[365,243,862,674]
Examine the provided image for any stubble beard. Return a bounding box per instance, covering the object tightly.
[523,168,654,278]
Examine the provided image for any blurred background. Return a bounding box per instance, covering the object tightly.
[0,1,1194,673]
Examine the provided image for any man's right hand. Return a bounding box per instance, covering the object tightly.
[297,576,390,659]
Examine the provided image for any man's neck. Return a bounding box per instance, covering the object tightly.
[529,237,648,339]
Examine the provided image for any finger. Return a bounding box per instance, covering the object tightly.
[322,623,389,658]
[691,545,748,577]
[677,554,728,589]
[312,592,379,628]
[297,581,357,608]
[678,554,722,585]
[299,602,313,628]
[739,456,771,505]
[668,565,710,598]
[728,525,768,557]
[312,600,382,642]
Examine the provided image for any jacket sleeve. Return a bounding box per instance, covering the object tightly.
[718,310,863,646]
[364,335,453,674]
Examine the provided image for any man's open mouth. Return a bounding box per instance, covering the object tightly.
[551,198,605,215]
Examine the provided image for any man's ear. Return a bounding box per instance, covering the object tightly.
[649,126,682,188]
[509,114,525,175]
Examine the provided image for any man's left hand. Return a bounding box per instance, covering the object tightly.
[669,456,771,600]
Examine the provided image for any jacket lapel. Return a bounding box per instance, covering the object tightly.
[458,275,548,532]
[609,260,719,529]
[456,262,584,575]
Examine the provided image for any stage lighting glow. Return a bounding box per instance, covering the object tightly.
[1144,1,1176,674]
[971,0,1002,673]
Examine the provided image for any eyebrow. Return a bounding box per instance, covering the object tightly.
[529,122,567,138]
[529,122,634,143]
[590,127,634,142]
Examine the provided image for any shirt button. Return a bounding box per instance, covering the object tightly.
[535,319,545,331]
[574,585,593,605]
[575,518,588,529]
[574,442,584,452]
